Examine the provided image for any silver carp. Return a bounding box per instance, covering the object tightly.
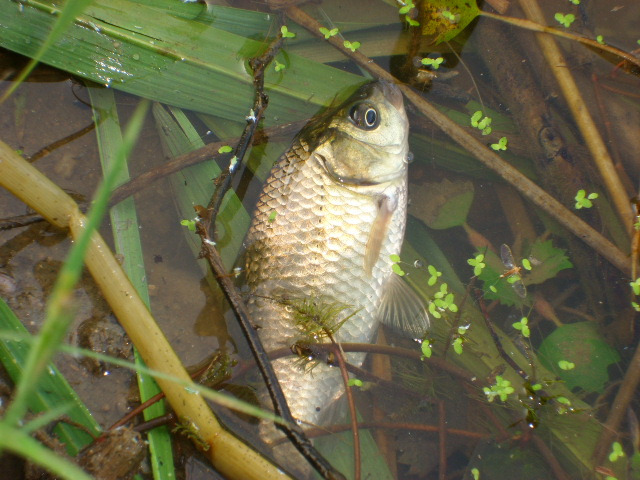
[243,80,429,442]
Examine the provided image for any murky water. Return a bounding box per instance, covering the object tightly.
[1,1,640,479]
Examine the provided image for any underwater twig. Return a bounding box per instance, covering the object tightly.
[203,34,281,237]
[26,121,95,163]
[326,339,361,480]
[196,29,345,480]
[516,0,634,233]
[285,5,630,275]
[479,10,640,70]
[106,120,304,207]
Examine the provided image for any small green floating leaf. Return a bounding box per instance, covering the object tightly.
[558,360,575,370]
[343,40,361,52]
[319,27,339,39]
[218,145,232,154]
[421,56,444,69]
[398,0,415,15]
[554,12,576,28]
[274,60,285,72]
[347,378,363,388]
[490,136,508,151]
[389,254,402,263]
[180,219,196,232]
[609,441,625,462]
[512,317,530,338]
[392,263,406,276]
[421,341,432,359]
[268,211,277,222]
[280,25,296,38]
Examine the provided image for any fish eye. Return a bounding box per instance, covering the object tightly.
[348,104,380,130]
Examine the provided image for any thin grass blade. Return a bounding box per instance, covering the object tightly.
[89,87,175,480]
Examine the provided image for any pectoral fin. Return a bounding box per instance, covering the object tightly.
[379,274,430,338]
[364,196,395,276]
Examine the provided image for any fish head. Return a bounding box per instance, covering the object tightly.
[311,80,410,185]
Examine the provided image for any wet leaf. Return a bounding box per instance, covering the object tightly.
[420,0,480,44]
[537,322,619,393]
[408,178,474,229]
[525,239,572,285]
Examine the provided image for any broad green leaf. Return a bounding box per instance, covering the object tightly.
[1,0,94,101]
[0,0,362,124]
[408,178,474,229]
[525,239,573,285]
[537,322,620,393]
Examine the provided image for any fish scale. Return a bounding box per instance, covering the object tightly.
[242,81,428,446]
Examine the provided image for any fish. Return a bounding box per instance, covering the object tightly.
[242,80,429,444]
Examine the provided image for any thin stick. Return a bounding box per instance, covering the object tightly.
[328,341,361,480]
[479,11,640,70]
[285,6,630,276]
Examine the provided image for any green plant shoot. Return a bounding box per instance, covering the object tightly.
[280,25,296,38]
[574,189,598,209]
[512,317,530,338]
[483,376,514,402]
[491,136,508,151]
[319,27,339,39]
[274,60,285,72]
[558,360,575,370]
[555,13,576,28]
[343,40,361,52]
[427,264,442,286]
[468,253,485,276]
[421,340,432,359]
[609,441,625,462]
[471,111,492,135]
[421,56,444,69]
[390,254,405,276]
[180,219,196,232]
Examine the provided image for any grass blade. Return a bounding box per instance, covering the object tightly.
[89,87,175,480]
[0,298,100,455]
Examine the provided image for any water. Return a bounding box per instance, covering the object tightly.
[1,1,639,479]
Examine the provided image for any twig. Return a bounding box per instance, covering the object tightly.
[26,122,96,163]
[326,340,360,480]
[195,29,344,480]
[479,11,640,70]
[285,5,631,276]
